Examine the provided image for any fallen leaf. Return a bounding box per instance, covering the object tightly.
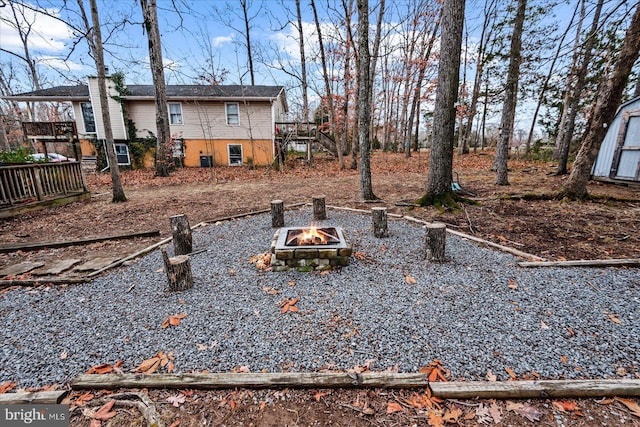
[615,397,640,418]
[508,279,518,290]
[169,420,181,427]
[607,313,622,324]
[475,404,491,424]
[313,390,328,402]
[288,281,296,287]
[540,320,549,329]
[486,370,497,382]
[167,361,175,373]
[75,392,94,406]
[93,400,117,421]
[386,402,403,414]
[443,407,462,423]
[231,365,250,373]
[259,401,267,411]
[428,411,445,427]
[197,344,208,351]
[59,351,68,359]
[133,356,160,374]
[405,274,417,284]
[0,381,17,394]
[561,355,568,363]
[167,393,186,407]
[506,401,542,422]
[553,400,578,412]
[489,402,502,424]
[505,367,517,379]
[86,364,114,374]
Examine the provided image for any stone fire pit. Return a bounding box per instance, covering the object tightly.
[270,226,353,272]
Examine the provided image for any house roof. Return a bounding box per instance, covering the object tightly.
[3,83,287,104]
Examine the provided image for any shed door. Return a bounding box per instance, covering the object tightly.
[610,111,640,181]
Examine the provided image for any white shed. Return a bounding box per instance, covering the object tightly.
[592,96,640,183]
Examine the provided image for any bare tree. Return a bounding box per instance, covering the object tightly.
[311,0,335,138]
[421,0,465,203]
[556,0,604,175]
[77,0,126,202]
[356,0,375,200]
[294,0,311,164]
[140,0,171,177]
[561,2,640,199]
[495,0,527,186]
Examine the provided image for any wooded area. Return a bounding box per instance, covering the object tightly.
[1,0,639,203]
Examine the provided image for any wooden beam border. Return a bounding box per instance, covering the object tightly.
[71,374,640,399]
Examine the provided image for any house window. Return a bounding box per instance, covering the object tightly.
[168,103,183,125]
[226,103,239,125]
[81,102,96,133]
[228,144,243,166]
[114,144,131,165]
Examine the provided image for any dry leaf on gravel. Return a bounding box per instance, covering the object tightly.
[85,364,114,374]
[405,274,417,284]
[133,351,174,374]
[0,381,17,393]
[162,313,188,328]
[553,400,579,412]
[505,367,517,379]
[279,298,299,314]
[419,360,449,382]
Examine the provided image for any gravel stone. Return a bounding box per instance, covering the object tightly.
[1,207,638,387]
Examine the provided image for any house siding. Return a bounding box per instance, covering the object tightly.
[184,139,273,167]
[87,78,127,140]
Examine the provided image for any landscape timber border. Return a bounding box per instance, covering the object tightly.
[70,374,640,399]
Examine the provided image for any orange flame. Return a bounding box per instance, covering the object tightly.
[300,226,327,245]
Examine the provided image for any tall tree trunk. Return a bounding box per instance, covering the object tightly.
[83,0,126,202]
[241,0,255,86]
[295,0,311,164]
[463,0,496,153]
[357,0,375,199]
[408,14,440,152]
[457,28,469,155]
[311,0,335,139]
[140,0,171,177]
[525,1,580,156]
[424,0,465,199]
[554,0,585,159]
[495,0,526,186]
[561,3,640,199]
[556,0,603,175]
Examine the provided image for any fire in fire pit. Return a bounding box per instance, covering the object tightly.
[270,226,352,272]
[285,227,340,246]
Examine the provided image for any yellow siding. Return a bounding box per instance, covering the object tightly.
[184,139,273,167]
[79,138,97,157]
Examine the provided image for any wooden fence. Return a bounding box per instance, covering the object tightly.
[0,162,87,209]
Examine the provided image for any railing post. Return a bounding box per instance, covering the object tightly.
[32,166,44,201]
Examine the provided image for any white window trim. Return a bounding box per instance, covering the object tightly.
[168,102,183,125]
[227,144,243,166]
[114,143,131,166]
[80,102,96,134]
[225,102,240,126]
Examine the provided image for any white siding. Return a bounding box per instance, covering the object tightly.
[88,77,127,140]
[125,99,275,140]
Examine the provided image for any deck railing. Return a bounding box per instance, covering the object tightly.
[0,162,87,207]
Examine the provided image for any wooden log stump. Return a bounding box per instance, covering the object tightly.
[371,207,388,237]
[312,195,327,220]
[425,222,446,262]
[170,214,192,256]
[271,200,285,227]
[162,250,193,291]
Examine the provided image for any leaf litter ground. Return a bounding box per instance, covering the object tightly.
[1,151,639,426]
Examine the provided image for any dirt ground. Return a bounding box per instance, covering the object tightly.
[1,151,640,426]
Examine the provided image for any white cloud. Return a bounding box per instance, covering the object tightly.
[0,3,73,54]
[38,56,85,71]
[213,34,235,48]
